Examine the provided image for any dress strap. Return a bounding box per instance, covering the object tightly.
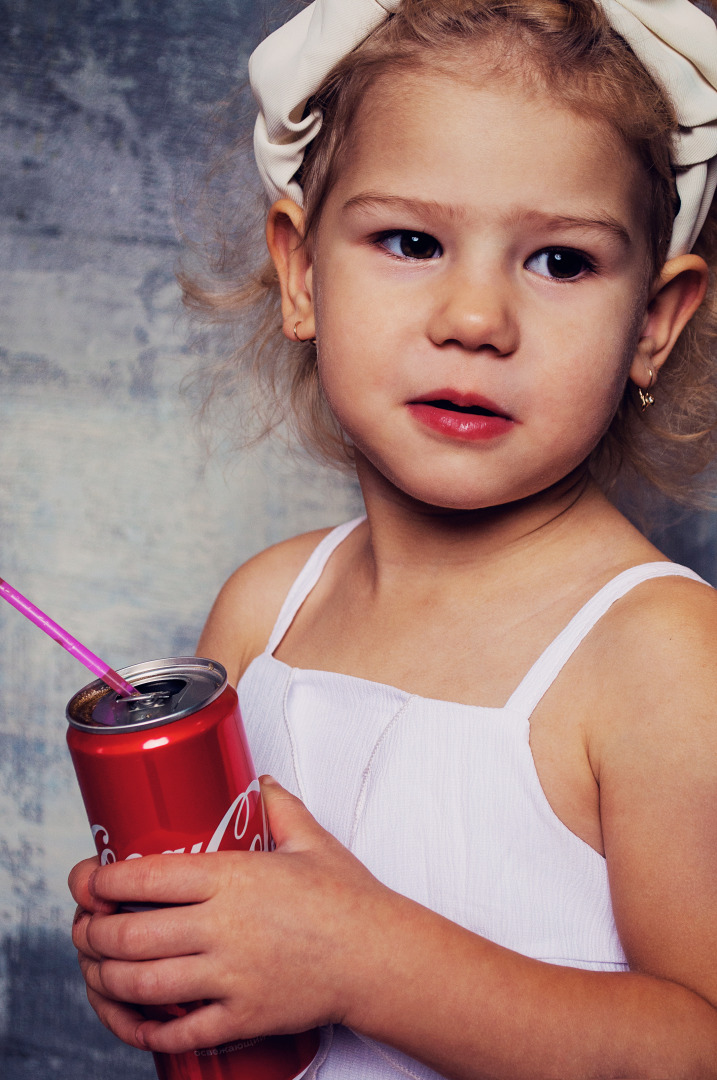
[265,516,366,655]
[504,562,710,718]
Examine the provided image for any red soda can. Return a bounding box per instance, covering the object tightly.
[66,656,320,1080]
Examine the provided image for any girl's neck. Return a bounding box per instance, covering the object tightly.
[354,455,634,584]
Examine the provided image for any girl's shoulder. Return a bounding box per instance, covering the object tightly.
[583,567,717,777]
[598,566,717,679]
[583,570,717,1007]
[587,566,717,703]
[196,526,335,684]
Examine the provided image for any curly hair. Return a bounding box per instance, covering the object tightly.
[180,0,717,505]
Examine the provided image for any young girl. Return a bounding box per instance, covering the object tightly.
[69,1,717,1076]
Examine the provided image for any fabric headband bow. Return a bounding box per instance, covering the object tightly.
[249,0,717,259]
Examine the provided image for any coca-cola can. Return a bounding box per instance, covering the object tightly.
[67,656,320,1080]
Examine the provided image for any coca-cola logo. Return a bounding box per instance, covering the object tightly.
[91,779,269,864]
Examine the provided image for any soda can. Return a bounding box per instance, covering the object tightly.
[67,656,320,1080]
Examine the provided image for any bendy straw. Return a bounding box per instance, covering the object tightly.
[0,578,137,696]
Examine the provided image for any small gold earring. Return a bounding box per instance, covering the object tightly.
[638,368,655,412]
[293,322,317,346]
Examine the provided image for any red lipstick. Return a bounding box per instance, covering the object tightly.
[407,390,514,442]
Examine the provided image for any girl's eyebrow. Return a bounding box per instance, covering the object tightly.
[342,192,468,223]
[341,192,632,247]
[514,210,632,248]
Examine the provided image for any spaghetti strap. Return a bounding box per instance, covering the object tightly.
[265,516,366,655]
[505,562,710,718]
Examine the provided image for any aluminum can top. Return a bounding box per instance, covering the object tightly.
[66,656,227,734]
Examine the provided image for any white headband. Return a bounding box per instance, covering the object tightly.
[249,0,717,258]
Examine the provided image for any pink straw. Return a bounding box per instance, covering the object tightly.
[0,577,137,696]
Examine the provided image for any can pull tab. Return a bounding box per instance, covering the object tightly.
[112,677,189,725]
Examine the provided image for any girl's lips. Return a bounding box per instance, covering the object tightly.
[407,392,514,442]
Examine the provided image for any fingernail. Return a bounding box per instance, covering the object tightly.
[87,871,114,910]
[261,774,277,786]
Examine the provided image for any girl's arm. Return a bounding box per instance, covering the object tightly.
[193,526,334,683]
[69,770,717,1080]
[69,581,717,1080]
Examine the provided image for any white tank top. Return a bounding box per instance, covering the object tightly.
[237,517,708,1080]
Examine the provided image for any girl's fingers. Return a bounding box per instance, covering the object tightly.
[79,952,215,1008]
[85,984,152,1051]
[73,908,105,961]
[87,851,234,906]
[83,966,255,1055]
[69,856,115,913]
[259,774,325,850]
[84,965,251,1055]
[136,1001,236,1056]
[75,904,206,962]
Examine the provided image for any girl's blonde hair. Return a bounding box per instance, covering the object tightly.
[181,0,717,505]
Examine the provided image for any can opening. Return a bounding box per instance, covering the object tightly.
[67,658,227,732]
[123,677,188,708]
[100,676,190,727]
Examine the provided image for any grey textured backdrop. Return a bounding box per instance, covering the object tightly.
[0,2,361,1076]
[0,2,715,1078]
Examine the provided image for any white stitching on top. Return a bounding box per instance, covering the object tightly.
[349,695,412,852]
[282,666,308,804]
[350,1030,434,1079]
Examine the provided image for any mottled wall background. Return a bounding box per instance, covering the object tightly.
[0,2,361,1076]
[1,2,716,1078]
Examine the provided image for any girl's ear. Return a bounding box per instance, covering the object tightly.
[266,199,315,342]
[629,254,708,391]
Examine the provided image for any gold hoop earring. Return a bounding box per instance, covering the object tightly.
[638,368,655,412]
[293,322,317,346]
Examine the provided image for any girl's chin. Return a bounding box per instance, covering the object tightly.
[354,452,590,515]
[363,471,545,513]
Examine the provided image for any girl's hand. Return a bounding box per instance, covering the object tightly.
[68,777,392,1055]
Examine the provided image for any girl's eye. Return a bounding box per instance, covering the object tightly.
[526,247,594,280]
[379,231,442,260]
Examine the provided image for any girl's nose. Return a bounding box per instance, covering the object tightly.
[427,272,519,356]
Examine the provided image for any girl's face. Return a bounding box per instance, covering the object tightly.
[309,67,653,510]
